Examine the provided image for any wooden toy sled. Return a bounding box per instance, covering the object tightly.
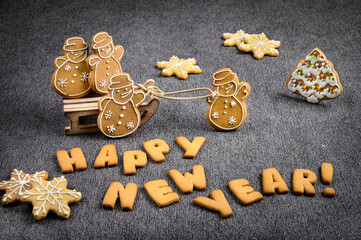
[62,80,159,135]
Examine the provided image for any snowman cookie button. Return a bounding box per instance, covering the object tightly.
[206,68,251,131]
[97,73,145,138]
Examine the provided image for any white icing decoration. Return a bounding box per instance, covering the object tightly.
[120,114,124,118]
[230,100,236,107]
[19,176,81,218]
[107,125,116,133]
[104,110,112,119]
[99,79,106,88]
[0,170,47,203]
[57,79,67,88]
[287,49,341,103]
[212,112,219,119]
[73,74,77,77]
[117,121,122,125]
[126,122,135,129]
[64,65,71,72]
[75,66,79,70]
[122,106,126,110]
[229,116,236,125]
[80,72,89,82]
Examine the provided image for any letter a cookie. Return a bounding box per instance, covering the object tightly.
[87,31,124,94]
[98,73,146,138]
[51,37,91,98]
[206,68,250,131]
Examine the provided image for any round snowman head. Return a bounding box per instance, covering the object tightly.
[108,74,134,104]
[62,37,88,62]
[92,32,114,59]
[212,68,238,96]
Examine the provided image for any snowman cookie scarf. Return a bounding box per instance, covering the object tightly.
[96,68,251,138]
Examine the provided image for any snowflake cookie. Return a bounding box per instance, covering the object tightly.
[18,176,82,220]
[239,33,281,60]
[157,56,202,80]
[0,169,48,205]
[222,30,249,49]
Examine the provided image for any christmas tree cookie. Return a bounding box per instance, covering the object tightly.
[286,48,342,103]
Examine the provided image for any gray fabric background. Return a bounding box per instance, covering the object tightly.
[0,0,360,239]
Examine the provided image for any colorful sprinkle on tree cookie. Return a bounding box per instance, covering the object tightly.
[157,56,202,80]
[286,48,342,103]
[18,176,81,220]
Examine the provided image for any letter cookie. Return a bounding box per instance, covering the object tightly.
[193,189,233,218]
[18,176,82,220]
[286,48,342,103]
[51,37,91,98]
[0,169,48,205]
[157,56,202,80]
[97,73,145,138]
[87,31,124,94]
[206,68,251,131]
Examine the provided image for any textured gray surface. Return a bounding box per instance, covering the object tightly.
[0,0,360,239]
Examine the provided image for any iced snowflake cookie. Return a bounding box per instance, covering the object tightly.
[87,31,124,94]
[98,73,145,138]
[286,48,342,103]
[157,56,202,80]
[239,33,281,60]
[206,68,250,131]
[18,176,81,220]
[222,29,249,49]
[0,169,48,205]
[51,37,91,98]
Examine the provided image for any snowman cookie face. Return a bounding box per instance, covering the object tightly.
[98,43,114,59]
[97,74,145,138]
[206,68,251,131]
[51,37,91,99]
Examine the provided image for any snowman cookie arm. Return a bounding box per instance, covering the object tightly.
[99,97,111,112]
[53,56,67,69]
[132,91,146,107]
[235,82,251,100]
[113,45,124,62]
[87,54,101,68]
[206,92,215,105]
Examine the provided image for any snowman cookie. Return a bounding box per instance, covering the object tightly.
[51,37,91,98]
[87,31,124,94]
[98,73,146,138]
[206,68,250,131]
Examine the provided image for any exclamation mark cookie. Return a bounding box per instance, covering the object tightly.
[321,163,335,197]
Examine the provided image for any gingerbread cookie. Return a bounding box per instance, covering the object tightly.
[18,176,82,220]
[0,169,48,205]
[98,73,145,138]
[238,33,280,59]
[206,68,251,131]
[286,48,342,103]
[51,37,91,98]
[157,56,202,80]
[87,31,124,94]
[222,29,248,49]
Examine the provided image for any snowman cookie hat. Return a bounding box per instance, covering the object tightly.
[212,68,237,86]
[92,31,113,49]
[62,37,87,51]
[108,73,133,90]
